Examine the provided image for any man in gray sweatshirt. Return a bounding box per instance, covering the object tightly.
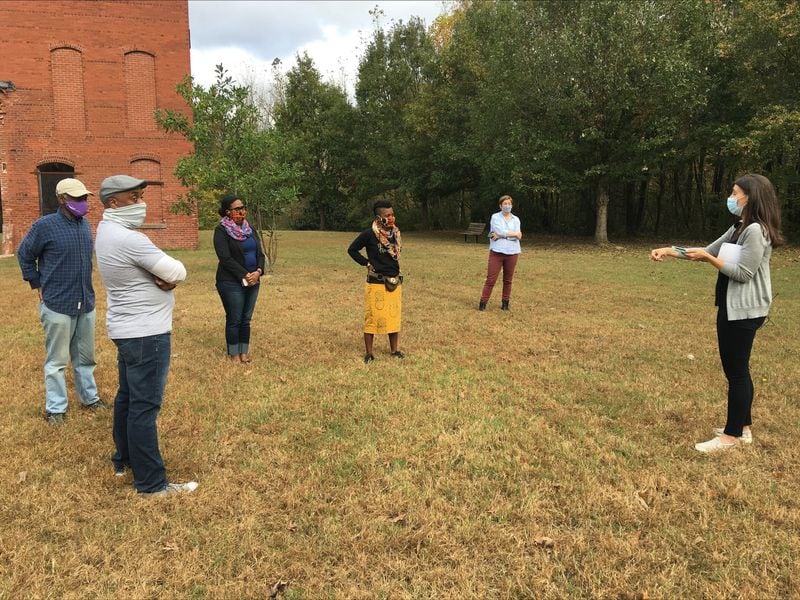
[95,175,198,497]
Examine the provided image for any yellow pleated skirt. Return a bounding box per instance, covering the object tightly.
[364,283,402,334]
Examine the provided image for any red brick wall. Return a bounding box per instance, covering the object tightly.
[0,0,198,250]
[51,47,87,131]
[125,51,158,132]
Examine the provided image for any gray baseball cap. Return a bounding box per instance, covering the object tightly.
[99,175,147,201]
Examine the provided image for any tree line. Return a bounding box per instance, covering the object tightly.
[158,0,800,244]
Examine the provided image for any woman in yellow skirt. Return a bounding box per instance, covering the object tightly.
[347,200,404,363]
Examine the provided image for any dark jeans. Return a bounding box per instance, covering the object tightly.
[216,281,260,356]
[717,308,765,437]
[481,250,519,303]
[112,333,171,493]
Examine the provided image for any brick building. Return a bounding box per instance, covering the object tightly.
[0,0,197,252]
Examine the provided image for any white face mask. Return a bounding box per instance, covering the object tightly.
[103,202,147,229]
[501,205,513,214]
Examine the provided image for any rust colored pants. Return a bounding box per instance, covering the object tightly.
[480,250,519,303]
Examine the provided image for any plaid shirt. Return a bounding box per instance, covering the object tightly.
[17,208,95,316]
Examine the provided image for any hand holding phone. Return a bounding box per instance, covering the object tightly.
[671,245,688,257]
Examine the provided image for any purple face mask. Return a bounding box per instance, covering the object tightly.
[65,199,89,218]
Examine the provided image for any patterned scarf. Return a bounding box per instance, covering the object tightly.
[220,216,252,241]
[372,219,402,260]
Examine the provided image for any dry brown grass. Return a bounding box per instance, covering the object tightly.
[1,230,798,599]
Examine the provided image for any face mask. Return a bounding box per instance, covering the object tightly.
[103,202,147,229]
[501,205,513,214]
[65,199,89,218]
[727,196,743,217]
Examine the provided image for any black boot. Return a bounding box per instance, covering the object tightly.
[501,300,509,311]
[478,301,487,311]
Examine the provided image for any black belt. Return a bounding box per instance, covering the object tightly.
[367,274,403,285]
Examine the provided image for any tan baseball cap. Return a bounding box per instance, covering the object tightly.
[56,178,93,197]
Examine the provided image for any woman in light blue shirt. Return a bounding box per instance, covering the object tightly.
[479,195,522,311]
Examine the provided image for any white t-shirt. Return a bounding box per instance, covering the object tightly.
[95,220,186,339]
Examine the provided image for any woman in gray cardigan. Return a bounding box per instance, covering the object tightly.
[650,174,783,453]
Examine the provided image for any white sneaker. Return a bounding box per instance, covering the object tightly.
[713,428,753,444]
[140,481,199,497]
[695,437,737,453]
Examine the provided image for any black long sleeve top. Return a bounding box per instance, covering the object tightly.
[213,224,267,283]
[347,228,400,277]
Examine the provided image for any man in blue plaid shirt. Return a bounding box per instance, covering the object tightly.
[18,178,108,425]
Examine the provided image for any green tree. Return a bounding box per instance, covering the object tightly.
[156,65,301,266]
[272,54,357,230]
[723,0,800,235]
[464,0,716,243]
[415,7,482,226]
[355,17,440,227]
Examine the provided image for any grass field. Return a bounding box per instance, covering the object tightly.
[1,230,799,599]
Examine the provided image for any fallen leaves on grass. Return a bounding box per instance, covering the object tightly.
[1,231,798,598]
[618,592,649,600]
[534,536,555,549]
[269,580,289,598]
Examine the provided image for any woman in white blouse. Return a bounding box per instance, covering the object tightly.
[479,195,522,311]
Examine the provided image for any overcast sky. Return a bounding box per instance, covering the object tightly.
[188,1,450,94]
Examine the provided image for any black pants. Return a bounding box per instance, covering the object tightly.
[717,308,765,437]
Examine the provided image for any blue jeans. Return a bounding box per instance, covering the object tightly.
[39,303,99,414]
[112,333,171,493]
[216,281,260,356]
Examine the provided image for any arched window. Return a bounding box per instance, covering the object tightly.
[130,158,164,224]
[124,51,157,131]
[50,47,86,130]
[37,162,75,215]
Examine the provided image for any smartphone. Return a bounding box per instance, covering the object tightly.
[671,245,688,256]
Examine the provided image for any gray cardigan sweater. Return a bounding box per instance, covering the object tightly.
[703,222,773,320]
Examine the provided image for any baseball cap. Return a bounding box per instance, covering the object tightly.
[55,178,93,197]
[99,175,148,201]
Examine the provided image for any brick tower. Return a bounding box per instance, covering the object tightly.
[0,0,197,251]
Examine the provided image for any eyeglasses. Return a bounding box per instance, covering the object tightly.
[229,206,247,213]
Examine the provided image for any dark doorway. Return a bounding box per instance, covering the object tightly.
[37,163,75,215]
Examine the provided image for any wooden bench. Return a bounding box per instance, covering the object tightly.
[460,222,486,242]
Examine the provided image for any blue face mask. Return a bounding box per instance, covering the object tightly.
[727,196,743,216]
[501,205,513,214]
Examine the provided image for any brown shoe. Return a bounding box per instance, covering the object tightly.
[84,399,110,411]
[240,353,251,364]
